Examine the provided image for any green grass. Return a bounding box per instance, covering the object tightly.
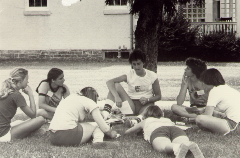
[1,60,240,158]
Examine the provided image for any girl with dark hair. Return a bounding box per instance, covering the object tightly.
[36,68,70,119]
[171,57,208,119]
[102,49,162,127]
[196,68,240,135]
[0,68,45,142]
[124,106,204,158]
[49,87,118,147]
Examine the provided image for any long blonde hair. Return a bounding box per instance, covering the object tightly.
[0,68,28,99]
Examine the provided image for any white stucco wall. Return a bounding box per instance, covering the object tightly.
[0,0,131,50]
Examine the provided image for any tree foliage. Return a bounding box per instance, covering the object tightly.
[105,0,204,72]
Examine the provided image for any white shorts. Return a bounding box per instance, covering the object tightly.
[0,129,11,142]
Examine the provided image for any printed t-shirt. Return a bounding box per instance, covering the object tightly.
[49,94,98,131]
[126,69,158,99]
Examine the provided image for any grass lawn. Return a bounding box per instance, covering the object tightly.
[0,60,240,158]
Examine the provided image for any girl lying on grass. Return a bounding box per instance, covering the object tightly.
[124,106,204,158]
[49,87,119,147]
[36,68,70,120]
[0,68,45,142]
[196,68,240,135]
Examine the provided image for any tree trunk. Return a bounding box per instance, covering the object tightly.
[134,3,163,73]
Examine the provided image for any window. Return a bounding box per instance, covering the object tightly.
[104,0,130,15]
[220,0,235,21]
[108,0,128,6]
[24,0,51,16]
[179,0,205,22]
[29,0,47,7]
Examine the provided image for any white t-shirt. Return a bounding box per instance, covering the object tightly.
[126,69,158,99]
[143,117,175,142]
[207,85,240,123]
[49,94,98,131]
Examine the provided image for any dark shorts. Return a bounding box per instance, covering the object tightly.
[132,99,154,115]
[224,117,239,131]
[149,126,187,144]
[190,104,206,108]
[50,124,83,146]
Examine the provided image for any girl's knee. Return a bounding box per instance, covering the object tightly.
[171,104,178,112]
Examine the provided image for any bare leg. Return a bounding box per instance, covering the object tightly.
[80,122,98,144]
[11,116,45,139]
[37,109,54,119]
[195,115,230,134]
[106,83,135,114]
[171,104,198,118]
[138,102,154,115]
[152,137,188,157]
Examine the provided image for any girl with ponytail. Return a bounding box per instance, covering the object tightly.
[0,68,45,142]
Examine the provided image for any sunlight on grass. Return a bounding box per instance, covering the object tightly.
[0,60,240,157]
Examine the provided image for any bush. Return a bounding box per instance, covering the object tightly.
[198,32,240,62]
[158,13,199,61]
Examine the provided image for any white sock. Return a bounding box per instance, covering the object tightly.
[92,127,104,143]
[105,99,115,106]
[173,143,181,155]
[136,115,143,122]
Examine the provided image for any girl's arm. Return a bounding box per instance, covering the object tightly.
[20,85,37,118]
[37,82,56,112]
[124,120,145,135]
[150,79,162,102]
[140,79,162,105]
[91,108,117,138]
[63,84,70,98]
[106,75,127,107]
[177,75,190,105]
[202,106,214,116]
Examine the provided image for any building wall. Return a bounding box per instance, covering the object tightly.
[0,0,131,50]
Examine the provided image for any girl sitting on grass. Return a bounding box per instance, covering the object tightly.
[36,68,70,120]
[124,105,204,158]
[49,87,119,147]
[196,68,240,135]
[101,49,161,126]
[0,68,45,142]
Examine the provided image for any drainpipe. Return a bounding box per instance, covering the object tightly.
[130,13,134,51]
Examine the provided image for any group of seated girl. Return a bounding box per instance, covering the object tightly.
[0,50,239,157]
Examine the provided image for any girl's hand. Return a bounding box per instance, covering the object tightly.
[139,97,148,105]
[22,85,33,96]
[182,74,190,85]
[105,130,118,139]
[115,96,123,108]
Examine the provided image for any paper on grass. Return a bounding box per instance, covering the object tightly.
[119,101,133,114]
[175,125,192,130]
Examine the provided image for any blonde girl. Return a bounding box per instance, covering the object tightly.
[0,68,45,142]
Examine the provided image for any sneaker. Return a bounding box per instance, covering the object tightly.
[175,143,189,158]
[188,142,204,158]
[92,141,120,149]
